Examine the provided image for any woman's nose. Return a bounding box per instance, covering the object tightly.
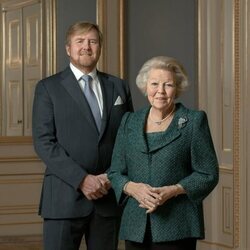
[157,84,165,92]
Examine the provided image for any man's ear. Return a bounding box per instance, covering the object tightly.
[65,45,70,56]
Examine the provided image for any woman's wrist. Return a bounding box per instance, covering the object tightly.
[174,184,185,197]
[123,181,131,196]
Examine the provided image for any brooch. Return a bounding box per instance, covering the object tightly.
[178,117,188,129]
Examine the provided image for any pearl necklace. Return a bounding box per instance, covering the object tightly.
[149,105,175,125]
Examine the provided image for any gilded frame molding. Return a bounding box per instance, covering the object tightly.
[198,0,240,247]
[96,0,125,78]
[233,0,240,247]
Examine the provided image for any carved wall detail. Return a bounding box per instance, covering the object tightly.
[198,0,247,249]
[222,186,233,235]
[0,0,56,244]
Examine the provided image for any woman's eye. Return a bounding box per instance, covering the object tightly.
[164,83,175,88]
[151,82,158,86]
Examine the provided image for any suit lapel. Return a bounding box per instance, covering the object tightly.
[97,72,114,138]
[60,67,98,132]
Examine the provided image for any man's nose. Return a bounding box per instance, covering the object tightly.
[83,40,91,48]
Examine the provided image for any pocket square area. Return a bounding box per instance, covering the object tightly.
[114,96,124,105]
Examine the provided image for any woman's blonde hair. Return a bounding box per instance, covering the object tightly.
[136,56,189,98]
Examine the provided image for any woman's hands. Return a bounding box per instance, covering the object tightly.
[124,182,185,214]
[124,182,162,213]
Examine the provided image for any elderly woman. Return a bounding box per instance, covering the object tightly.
[108,56,219,250]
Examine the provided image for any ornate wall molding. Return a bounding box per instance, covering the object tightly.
[96,0,107,73]
[233,0,240,247]
[0,0,56,142]
[0,156,40,163]
[198,0,242,248]
[96,0,125,78]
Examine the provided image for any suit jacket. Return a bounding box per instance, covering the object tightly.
[108,103,219,243]
[32,66,133,218]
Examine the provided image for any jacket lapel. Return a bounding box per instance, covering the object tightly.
[131,104,188,153]
[148,104,188,152]
[147,128,181,153]
[97,72,114,138]
[129,108,149,153]
[60,67,98,132]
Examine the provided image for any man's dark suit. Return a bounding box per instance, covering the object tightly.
[32,67,133,248]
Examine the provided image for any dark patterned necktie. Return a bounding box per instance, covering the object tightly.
[82,75,101,132]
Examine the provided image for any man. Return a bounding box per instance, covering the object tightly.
[32,21,133,250]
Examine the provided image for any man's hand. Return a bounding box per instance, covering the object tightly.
[79,174,111,200]
[97,173,112,190]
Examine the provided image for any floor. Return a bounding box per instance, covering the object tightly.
[0,240,125,250]
[80,240,125,250]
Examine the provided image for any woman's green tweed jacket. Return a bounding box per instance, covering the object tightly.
[108,103,219,243]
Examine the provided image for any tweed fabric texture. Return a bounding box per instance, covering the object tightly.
[108,103,219,243]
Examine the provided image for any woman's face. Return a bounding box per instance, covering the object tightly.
[146,68,176,111]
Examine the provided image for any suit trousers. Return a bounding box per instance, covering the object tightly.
[43,211,120,250]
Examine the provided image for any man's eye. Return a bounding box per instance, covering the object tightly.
[90,40,97,44]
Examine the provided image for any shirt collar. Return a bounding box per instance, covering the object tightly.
[69,63,97,81]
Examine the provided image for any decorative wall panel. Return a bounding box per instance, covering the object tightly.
[0,0,56,246]
[198,0,248,249]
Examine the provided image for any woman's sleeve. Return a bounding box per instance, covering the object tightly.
[108,112,131,204]
[178,111,219,203]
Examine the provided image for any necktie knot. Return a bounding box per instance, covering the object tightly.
[82,74,92,84]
